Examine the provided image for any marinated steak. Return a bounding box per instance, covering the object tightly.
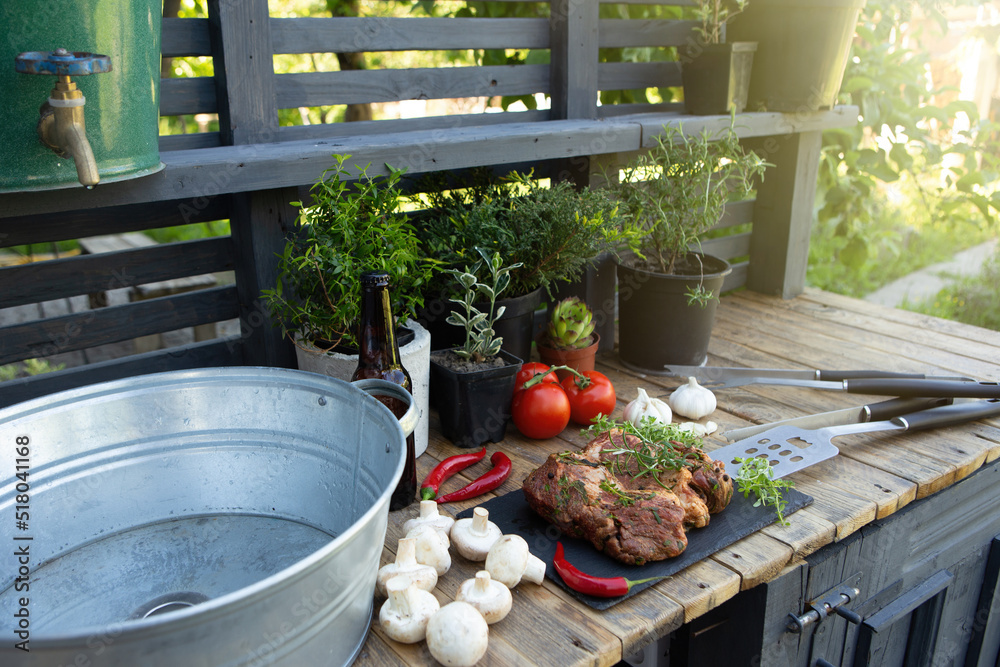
[522,429,733,565]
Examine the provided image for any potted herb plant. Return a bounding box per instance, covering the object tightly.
[535,297,600,381]
[429,248,523,448]
[415,170,639,362]
[680,0,757,115]
[611,118,768,371]
[262,154,437,455]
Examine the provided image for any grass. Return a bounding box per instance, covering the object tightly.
[906,248,1000,331]
[807,177,1000,331]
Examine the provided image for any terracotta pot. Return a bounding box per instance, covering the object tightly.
[535,333,600,382]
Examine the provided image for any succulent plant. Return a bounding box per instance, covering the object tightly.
[545,297,595,350]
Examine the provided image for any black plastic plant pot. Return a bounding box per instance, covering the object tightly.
[429,348,523,448]
[681,42,757,115]
[728,0,866,112]
[419,287,543,363]
[616,255,731,372]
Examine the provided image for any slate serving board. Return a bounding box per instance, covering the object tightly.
[457,486,812,609]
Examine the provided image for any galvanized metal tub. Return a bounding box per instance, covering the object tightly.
[0,368,415,666]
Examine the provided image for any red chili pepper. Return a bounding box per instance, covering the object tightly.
[420,447,487,500]
[552,542,667,598]
[436,452,512,504]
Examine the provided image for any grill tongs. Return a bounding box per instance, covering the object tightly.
[662,366,994,398]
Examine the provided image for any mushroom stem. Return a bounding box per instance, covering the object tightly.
[419,500,437,519]
[523,553,546,585]
[397,537,417,565]
[474,571,492,594]
[471,507,489,535]
[387,577,413,616]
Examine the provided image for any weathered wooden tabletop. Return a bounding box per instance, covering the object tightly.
[354,288,1000,667]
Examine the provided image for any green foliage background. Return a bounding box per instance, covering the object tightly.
[809,0,1000,298]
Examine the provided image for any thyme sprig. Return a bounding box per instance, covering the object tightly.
[734,456,795,525]
[584,415,707,489]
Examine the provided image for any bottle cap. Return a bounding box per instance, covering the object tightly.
[360,271,391,287]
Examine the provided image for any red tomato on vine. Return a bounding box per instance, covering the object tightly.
[514,362,559,394]
[561,370,616,425]
[512,382,571,439]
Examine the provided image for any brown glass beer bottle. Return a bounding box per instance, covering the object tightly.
[352,271,417,511]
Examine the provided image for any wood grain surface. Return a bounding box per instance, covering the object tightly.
[355,288,1000,666]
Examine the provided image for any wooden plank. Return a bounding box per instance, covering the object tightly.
[0,198,230,247]
[0,337,242,408]
[598,19,698,48]
[623,106,860,148]
[746,131,822,297]
[208,0,279,145]
[229,188,303,368]
[794,455,918,520]
[789,476,878,541]
[161,17,212,57]
[761,508,837,559]
[275,65,549,108]
[160,132,222,152]
[711,531,795,591]
[270,17,549,53]
[730,291,1000,380]
[700,230,751,262]
[653,558,742,623]
[0,286,239,364]
[0,109,860,217]
[598,61,682,91]
[160,76,218,116]
[799,287,1000,353]
[550,0,600,121]
[0,237,234,309]
[278,109,551,142]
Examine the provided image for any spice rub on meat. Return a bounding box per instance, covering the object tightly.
[522,429,733,565]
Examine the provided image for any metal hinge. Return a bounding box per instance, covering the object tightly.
[787,572,863,634]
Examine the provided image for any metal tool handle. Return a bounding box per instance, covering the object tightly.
[864,396,953,422]
[846,378,998,398]
[352,378,419,438]
[893,399,1000,431]
[817,370,927,381]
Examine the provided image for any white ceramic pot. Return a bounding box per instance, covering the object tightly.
[294,319,431,457]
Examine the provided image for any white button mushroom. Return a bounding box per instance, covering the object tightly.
[425,601,490,667]
[402,499,456,537]
[455,570,512,624]
[406,523,452,576]
[484,534,546,588]
[450,506,502,561]
[379,575,440,644]
[376,537,438,597]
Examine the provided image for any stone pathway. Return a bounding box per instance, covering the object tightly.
[864,239,998,308]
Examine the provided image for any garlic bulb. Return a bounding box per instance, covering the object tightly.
[622,388,672,427]
[668,377,717,420]
[677,421,718,437]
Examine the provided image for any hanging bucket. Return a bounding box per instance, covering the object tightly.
[0,0,163,192]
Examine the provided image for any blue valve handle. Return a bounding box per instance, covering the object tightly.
[15,50,112,76]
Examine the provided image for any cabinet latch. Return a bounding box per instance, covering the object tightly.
[787,572,862,634]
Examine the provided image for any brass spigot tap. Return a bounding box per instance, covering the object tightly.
[15,48,113,188]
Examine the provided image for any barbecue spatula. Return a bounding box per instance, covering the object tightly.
[711,399,1000,479]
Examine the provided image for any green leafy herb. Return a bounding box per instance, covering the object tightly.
[599,480,636,506]
[583,416,708,490]
[734,457,795,526]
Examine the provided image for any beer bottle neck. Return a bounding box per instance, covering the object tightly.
[357,283,402,369]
